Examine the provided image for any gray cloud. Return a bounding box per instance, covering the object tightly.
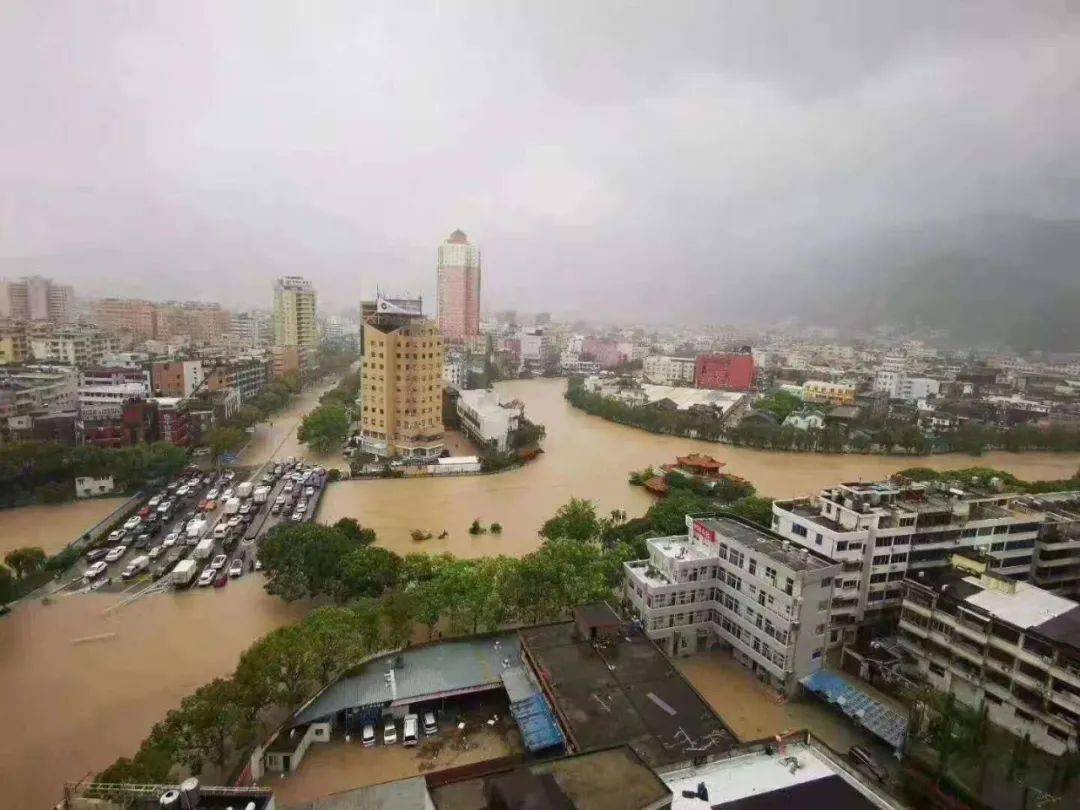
[2,1,1078,322]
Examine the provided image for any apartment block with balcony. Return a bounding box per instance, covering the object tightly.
[642,354,696,386]
[1017,491,1080,598]
[772,478,1044,648]
[897,553,1080,755]
[802,379,857,406]
[205,356,271,404]
[624,514,839,695]
[25,323,120,367]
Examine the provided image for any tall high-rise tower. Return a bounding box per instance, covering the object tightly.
[436,229,481,341]
[273,276,317,349]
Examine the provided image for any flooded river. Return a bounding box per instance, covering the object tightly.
[319,377,1080,558]
[3,376,1080,806]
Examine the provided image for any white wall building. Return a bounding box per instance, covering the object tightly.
[78,382,151,419]
[773,480,1046,648]
[75,476,115,498]
[456,388,523,452]
[874,369,940,401]
[624,515,839,695]
[642,355,696,386]
[898,555,1080,755]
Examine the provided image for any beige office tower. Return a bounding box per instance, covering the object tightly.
[273,276,317,348]
[359,296,444,459]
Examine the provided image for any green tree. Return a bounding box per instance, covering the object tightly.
[339,546,402,600]
[205,427,247,466]
[4,546,47,579]
[725,496,774,527]
[297,404,350,453]
[163,678,253,773]
[333,517,376,546]
[235,624,320,710]
[539,497,602,543]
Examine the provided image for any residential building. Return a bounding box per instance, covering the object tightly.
[803,379,857,407]
[874,369,940,402]
[82,397,157,448]
[898,553,1080,755]
[156,301,232,344]
[517,327,552,374]
[582,336,632,369]
[150,359,205,398]
[0,321,29,364]
[78,382,151,419]
[783,409,826,431]
[773,479,1045,648]
[92,298,158,339]
[3,276,74,323]
[273,276,317,350]
[0,364,79,416]
[436,229,481,341]
[695,351,755,391]
[151,397,190,446]
[359,296,444,459]
[75,476,115,498]
[269,344,301,381]
[230,310,270,348]
[624,514,839,695]
[1018,491,1080,597]
[205,356,270,403]
[456,388,523,452]
[27,324,120,367]
[642,354,696,386]
[442,353,467,389]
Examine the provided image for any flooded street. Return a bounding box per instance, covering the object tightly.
[0,498,127,557]
[2,376,1079,806]
[319,377,1080,557]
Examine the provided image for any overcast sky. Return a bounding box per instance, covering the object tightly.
[2,1,1078,322]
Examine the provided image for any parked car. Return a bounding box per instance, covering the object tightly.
[85,547,109,562]
[291,510,304,522]
[383,718,397,745]
[148,495,162,508]
[304,486,315,498]
[162,532,180,548]
[214,569,229,587]
[423,712,437,735]
[239,502,252,515]
[123,516,141,531]
[206,488,220,501]
[361,724,376,747]
[133,533,151,550]
[227,517,242,529]
[108,529,126,543]
[197,567,216,587]
[228,558,244,578]
[83,561,108,581]
[210,554,227,570]
[148,545,165,561]
[283,482,295,494]
[403,714,418,747]
[176,485,190,498]
[105,545,127,563]
[214,524,229,540]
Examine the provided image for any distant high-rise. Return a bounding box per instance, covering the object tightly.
[360,295,444,459]
[436,229,481,341]
[2,276,74,323]
[273,276,317,349]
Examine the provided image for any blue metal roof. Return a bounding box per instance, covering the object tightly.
[510,694,565,752]
[800,669,908,750]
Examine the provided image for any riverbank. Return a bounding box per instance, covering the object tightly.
[565,379,1080,457]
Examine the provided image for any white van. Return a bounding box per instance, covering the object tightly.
[402,714,418,747]
[214,523,229,540]
[121,555,149,580]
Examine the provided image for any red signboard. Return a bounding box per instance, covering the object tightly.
[692,520,716,544]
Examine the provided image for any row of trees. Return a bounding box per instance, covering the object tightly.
[565,379,729,441]
[297,371,360,454]
[0,441,190,508]
[894,465,1080,494]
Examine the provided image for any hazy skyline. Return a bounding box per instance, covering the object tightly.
[2,2,1078,324]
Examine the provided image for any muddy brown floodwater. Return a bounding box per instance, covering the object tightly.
[0,497,128,557]
[3,376,1080,807]
[319,377,1080,558]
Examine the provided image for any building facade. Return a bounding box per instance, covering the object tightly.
[642,355,696,386]
[802,379,857,407]
[456,388,523,452]
[150,360,205,398]
[874,370,940,402]
[898,554,1080,755]
[773,479,1046,648]
[694,352,755,392]
[436,229,481,341]
[3,276,74,323]
[273,276,317,350]
[93,298,159,339]
[624,515,839,695]
[359,297,444,459]
[156,301,232,344]
[27,324,120,367]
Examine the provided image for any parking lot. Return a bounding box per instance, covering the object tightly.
[70,457,328,599]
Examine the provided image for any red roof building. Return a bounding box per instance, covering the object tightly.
[695,353,755,392]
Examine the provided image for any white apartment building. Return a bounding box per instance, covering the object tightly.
[28,326,120,367]
[0,365,79,415]
[642,355,696,387]
[3,275,74,323]
[624,515,839,695]
[898,554,1080,755]
[772,480,1045,648]
[456,388,523,452]
[78,382,151,419]
[1017,491,1080,597]
[874,369,940,401]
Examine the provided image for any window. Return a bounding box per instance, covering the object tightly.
[791,523,808,538]
[836,541,849,551]
[875,536,893,548]
[873,554,890,566]
[748,559,757,576]
[811,649,823,661]
[815,533,823,546]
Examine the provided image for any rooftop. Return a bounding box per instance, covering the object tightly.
[294,632,520,725]
[520,621,737,769]
[661,741,894,809]
[696,516,837,573]
[640,384,745,412]
[431,746,671,810]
